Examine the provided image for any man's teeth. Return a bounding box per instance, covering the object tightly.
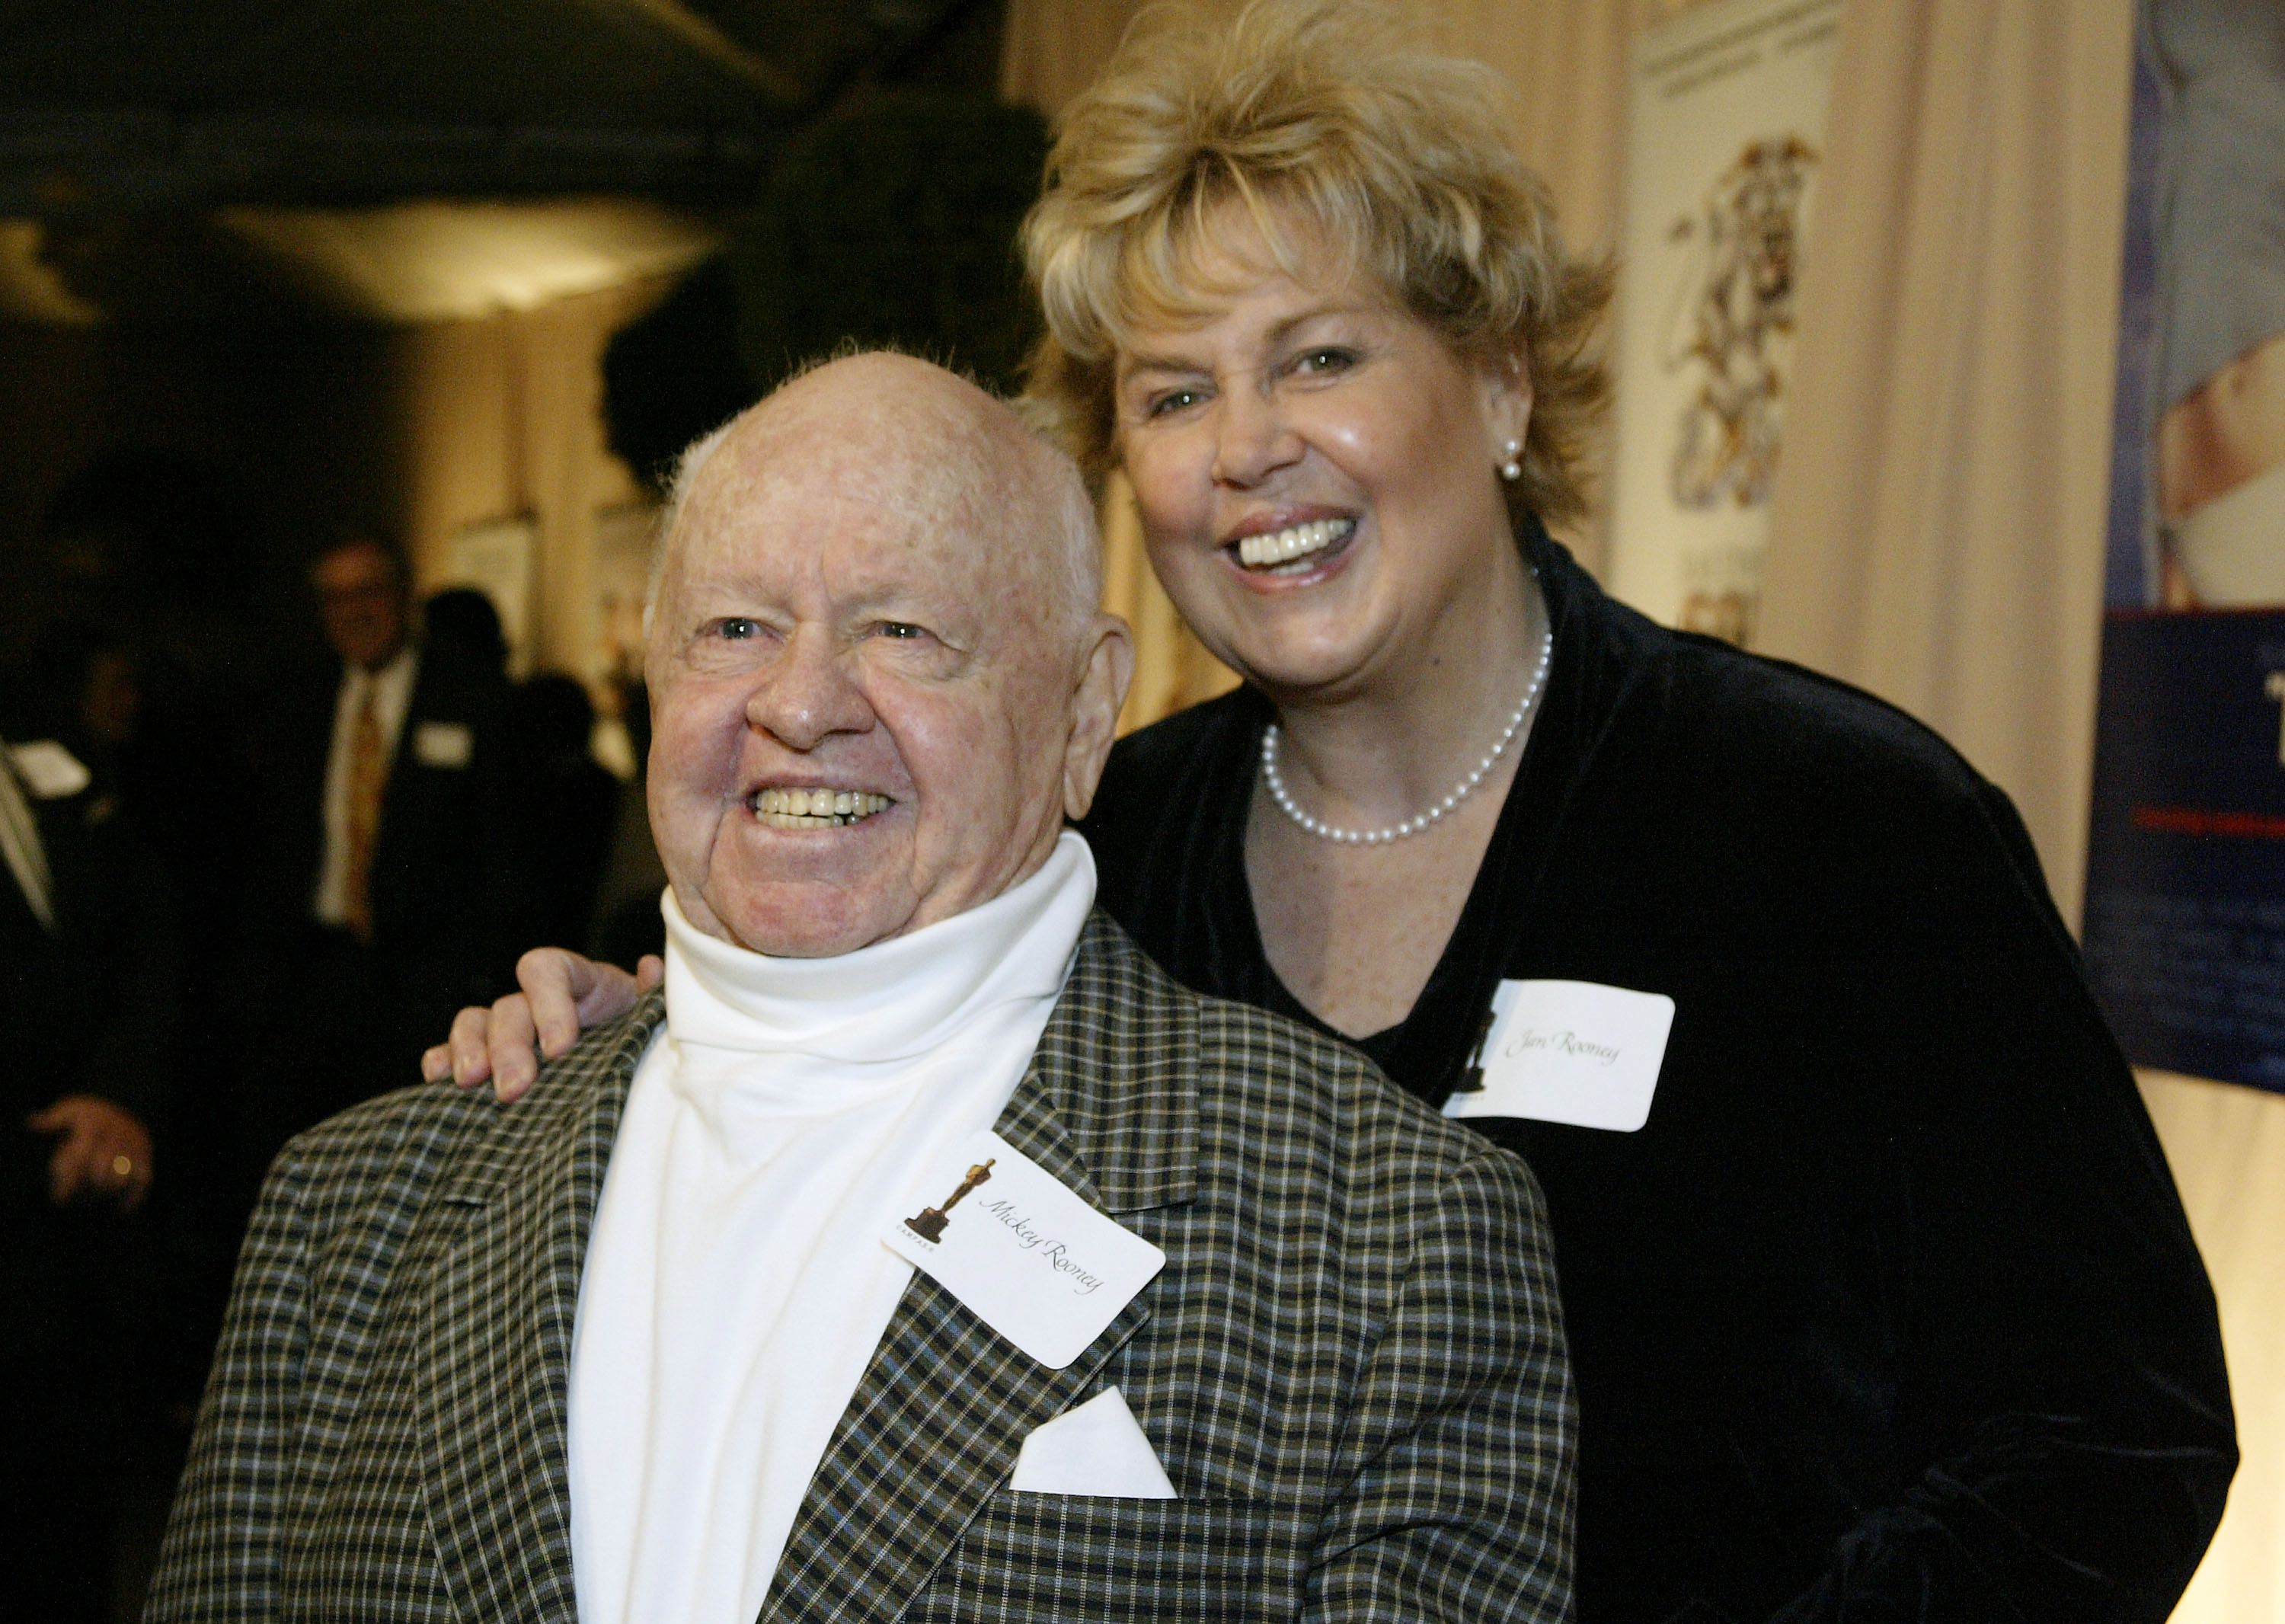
[753,788,892,828]
[1235,518,1353,570]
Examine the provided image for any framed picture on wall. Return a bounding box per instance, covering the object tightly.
[1603,0,1840,648]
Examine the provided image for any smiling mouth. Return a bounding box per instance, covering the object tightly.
[1232,517,1356,573]
[749,788,894,828]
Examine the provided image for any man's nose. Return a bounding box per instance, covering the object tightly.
[746,627,873,750]
[1210,386,1303,488]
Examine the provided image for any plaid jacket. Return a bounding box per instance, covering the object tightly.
[147,912,1574,1622]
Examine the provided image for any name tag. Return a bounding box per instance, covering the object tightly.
[411,721,473,768]
[1444,979,1674,1132]
[8,740,91,799]
[883,1130,1166,1369]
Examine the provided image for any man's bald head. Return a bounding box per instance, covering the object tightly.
[654,353,1099,646]
[641,351,1134,958]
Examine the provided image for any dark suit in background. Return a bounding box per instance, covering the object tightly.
[0,742,177,1622]
[251,641,523,1140]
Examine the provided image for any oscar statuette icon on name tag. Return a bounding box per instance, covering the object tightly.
[906,1158,995,1242]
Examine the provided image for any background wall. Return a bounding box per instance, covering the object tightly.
[388,283,663,680]
[0,275,666,686]
[1002,0,2285,1616]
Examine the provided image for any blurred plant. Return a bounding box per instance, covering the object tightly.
[603,93,1047,492]
[601,255,754,492]
[735,94,1049,397]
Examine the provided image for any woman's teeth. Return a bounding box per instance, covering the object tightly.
[1235,517,1354,571]
[753,788,891,828]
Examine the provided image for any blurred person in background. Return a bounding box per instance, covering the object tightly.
[249,535,523,1140]
[1,637,177,1622]
[503,673,619,953]
[420,585,513,689]
[586,673,669,972]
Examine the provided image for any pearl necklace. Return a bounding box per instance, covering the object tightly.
[1260,619,1554,845]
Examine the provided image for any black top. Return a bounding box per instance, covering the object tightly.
[1080,522,2235,1624]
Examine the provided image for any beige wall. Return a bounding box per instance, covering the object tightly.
[387,283,661,679]
[0,280,663,686]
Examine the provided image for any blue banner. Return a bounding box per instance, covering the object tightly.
[2082,0,2285,1093]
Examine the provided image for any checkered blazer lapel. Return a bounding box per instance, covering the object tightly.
[758,912,1193,1623]
[417,996,660,1620]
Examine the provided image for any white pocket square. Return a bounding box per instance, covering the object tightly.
[1008,1386,1177,1498]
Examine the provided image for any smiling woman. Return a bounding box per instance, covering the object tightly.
[441,3,2238,1617]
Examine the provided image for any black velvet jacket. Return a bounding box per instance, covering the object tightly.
[1079,523,2235,1623]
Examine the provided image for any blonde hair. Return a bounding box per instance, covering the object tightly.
[1019,0,1612,529]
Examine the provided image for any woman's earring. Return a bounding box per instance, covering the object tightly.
[1500,439,1523,482]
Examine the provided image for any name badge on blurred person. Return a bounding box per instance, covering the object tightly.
[8,740,91,799]
[412,721,473,768]
[1445,979,1674,1132]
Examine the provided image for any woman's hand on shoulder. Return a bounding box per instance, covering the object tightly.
[420,948,661,1103]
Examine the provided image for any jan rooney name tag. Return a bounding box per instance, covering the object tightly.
[883,1130,1165,1369]
[1444,979,1675,1132]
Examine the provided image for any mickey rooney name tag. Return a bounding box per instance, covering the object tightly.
[1444,979,1675,1132]
[883,1130,1166,1369]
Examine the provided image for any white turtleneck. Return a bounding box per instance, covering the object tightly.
[567,832,1096,1624]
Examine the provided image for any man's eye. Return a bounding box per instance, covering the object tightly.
[711,617,760,640]
[876,621,928,641]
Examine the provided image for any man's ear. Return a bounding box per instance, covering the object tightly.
[1063,613,1136,822]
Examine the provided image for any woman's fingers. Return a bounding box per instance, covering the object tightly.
[436,1003,497,1088]
[526,949,644,1056]
[487,993,545,1104]
[425,952,651,1103]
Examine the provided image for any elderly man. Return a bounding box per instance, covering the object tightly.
[147,354,1572,1624]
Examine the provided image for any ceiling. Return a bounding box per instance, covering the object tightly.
[0,0,1000,209]
[0,0,999,321]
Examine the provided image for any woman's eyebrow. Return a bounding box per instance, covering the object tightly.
[1119,304,1377,379]
[1117,347,1205,380]
[1262,304,1374,346]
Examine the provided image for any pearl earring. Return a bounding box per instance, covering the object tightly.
[1500,439,1523,482]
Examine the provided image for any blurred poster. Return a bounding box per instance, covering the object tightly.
[2082,0,2285,1094]
[1604,0,1839,647]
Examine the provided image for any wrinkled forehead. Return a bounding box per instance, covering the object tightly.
[695,426,989,541]
[664,431,1058,636]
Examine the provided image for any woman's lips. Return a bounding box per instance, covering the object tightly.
[1229,516,1357,572]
